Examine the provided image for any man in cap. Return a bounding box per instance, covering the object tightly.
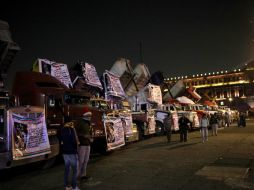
[75,107,93,181]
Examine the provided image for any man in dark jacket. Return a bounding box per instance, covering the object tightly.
[75,109,93,181]
[178,114,191,142]
[163,113,172,143]
[60,121,79,190]
[210,113,219,136]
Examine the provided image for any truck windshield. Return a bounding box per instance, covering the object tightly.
[100,101,110,110]
[64,94,90,105]
[91,100,109,110]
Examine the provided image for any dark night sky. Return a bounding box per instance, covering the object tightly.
[1,0,254,89]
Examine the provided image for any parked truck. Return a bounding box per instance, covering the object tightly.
[102,70,139,143]
[11,71,121,156]
[127,83,180,137]
[162,103,199,130]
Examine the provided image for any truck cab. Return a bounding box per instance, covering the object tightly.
[131,102,156,138]
[63,92,114,153]
[158,104,179,132]
[178,104,200,129]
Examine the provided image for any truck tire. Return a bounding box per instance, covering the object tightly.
[155,121,165,136]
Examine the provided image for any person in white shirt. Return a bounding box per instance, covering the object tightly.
[200,114,209,143]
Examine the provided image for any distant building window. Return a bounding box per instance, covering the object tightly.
[231,89,235,97]
[216,91,220,98]
[239,89,244,97]
[224,91,227,98]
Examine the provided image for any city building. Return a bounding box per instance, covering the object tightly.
[164,60,254,113]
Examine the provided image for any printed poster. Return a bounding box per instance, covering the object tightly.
[147,84,162,105]
[104,117,125,151]
[147,114,156,135]
[119,112,133,137]
[51,63,73,88]
[9,108,51,160]
[82,63,103,89]
[104,70,126,99]
[144,109,155,135]
[172,113,179,131]
[33,58,72,88]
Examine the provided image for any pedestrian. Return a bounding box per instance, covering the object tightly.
[238,112,246,127]
[163,113,172,143]
[200,114,209,143]
[75,108,93,181]
[178,114,191,142]
[210,113,219,136]
[224,112,230,127]
[60,120,80,190]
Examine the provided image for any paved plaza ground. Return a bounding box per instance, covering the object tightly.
[1,119,254,190]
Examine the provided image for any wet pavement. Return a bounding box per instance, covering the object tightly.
[1,119,254,190]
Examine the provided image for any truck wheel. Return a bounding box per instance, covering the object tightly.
[155,121,164,136]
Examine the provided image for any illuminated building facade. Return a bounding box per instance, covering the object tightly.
[164,60,254,111]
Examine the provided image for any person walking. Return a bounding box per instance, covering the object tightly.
[75,108,93,181]
[224,112,230,127]
[163,113,172,143]
[210,113,219,136]
[60,121,80,190]
[200,114,209,143]
[178,114,191,142]
[238,112,246,127]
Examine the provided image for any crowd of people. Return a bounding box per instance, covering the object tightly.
[164,111,247,144]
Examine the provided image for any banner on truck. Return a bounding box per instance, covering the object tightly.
[33,58,73,88]
[73,63,102,89]
[9,109,51,160]
[172,113,179,131]
[147,114,156,135]
[119,112,133,137]
[104,117,125,151]
[104,70,126,99]
[146,84,162,105]
[82,63,103,89]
